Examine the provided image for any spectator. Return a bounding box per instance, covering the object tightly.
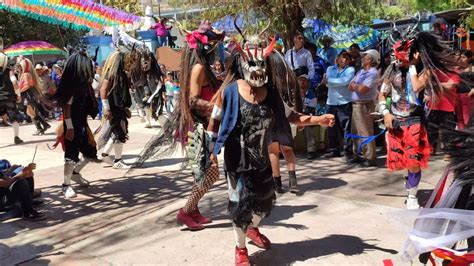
[151,17,172,47]
[348,49,380,167]
[36,64,56,95]
[426,70,459,156]
[322,51,355,160]
[318,35,337,66]
[0,160,45,221]
[456,50,474,130]
[164,72,174,113]
[284,32,315,80]
[213,60,225,82]
[349,43,362,72]
[92,65,102,120]
[299,74,318,159]
[173,81,180,107]
[306,42,328,89]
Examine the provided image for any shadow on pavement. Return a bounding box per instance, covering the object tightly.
[252,234,398,265]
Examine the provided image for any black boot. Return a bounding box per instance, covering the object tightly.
[289,171,299,194]
[37,116,51,133]
[32,119,43,135]
[273,176,284,194]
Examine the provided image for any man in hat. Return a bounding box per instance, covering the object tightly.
[35,64,54,96]
[348,49,380,167]
[319,35,337,66]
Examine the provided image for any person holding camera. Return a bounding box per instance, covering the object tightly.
[284,32,315,81]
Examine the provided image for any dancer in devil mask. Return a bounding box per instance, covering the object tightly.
[129,47,165,128]
[53,48,99,198]
[0,42,24,145]
[136,21,225,231]
[378,22,464,209]
[15,57,51,135]
[207,26,335,265]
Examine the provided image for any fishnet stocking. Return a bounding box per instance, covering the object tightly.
[183,166,219,213]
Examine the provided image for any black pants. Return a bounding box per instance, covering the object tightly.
[327,103,353,155]
[426,110,456,151]
[64,116,97,162]
[0,179,34,215]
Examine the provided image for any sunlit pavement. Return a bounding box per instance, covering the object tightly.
[0,115,448,265]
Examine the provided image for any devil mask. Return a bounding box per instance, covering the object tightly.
[233,17,275,88]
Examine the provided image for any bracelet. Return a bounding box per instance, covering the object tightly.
[101,99,110,110]
[377,101,387,114]
[409,65,417,76]
[65,118,73,129]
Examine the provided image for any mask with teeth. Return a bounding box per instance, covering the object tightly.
[237,39,275,87]
[233,17,275,88]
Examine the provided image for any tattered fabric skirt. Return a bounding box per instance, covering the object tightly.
[226,166,276,229]
[95,107,129,149]
[386,119,431,171]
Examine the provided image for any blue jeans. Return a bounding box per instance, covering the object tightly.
[165,96,173,113]
[327,103,353,156]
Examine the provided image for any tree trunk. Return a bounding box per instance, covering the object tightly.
[281,0,304,50]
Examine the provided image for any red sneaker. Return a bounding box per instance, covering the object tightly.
[189,209,212,224]
[246,227,271,249]
[235,246,250,266]
[176,208,204,231]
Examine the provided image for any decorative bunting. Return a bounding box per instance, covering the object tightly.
[0,0,141,31]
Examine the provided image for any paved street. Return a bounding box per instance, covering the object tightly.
[0,115,448,265]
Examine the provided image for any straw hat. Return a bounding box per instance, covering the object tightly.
[319,35,335,46]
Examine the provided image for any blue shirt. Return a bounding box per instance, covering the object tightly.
[303,88,318,109]
[318,47,337,66]
[326,65,355,106]
[311,56,327,88]
[351,67,380,102]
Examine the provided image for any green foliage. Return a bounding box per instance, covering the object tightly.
[0,10,86,48]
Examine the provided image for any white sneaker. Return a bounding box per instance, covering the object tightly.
[62,185,77,198]
[98,154,114,165]
[406,195,420,209]
[145,123,152,128]
[113,160,131,170]
[71,173,90,187]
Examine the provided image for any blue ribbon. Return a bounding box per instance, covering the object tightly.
[406,74,421,107]
[346,129,387,155]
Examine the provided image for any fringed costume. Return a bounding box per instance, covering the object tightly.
[208,20,335,265]
[378,27,463,209]
[96,50,132,170]
[402,118,474,265]
[53,49,98,198]
[136,21,225,231]
[0,45,24,144]
[129,48,165,128]
[15,57,51,135]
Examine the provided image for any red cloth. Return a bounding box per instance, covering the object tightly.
[427,71,461,112]
[455,93,472,130]
[200,85,218,102]
[386,123,431,171]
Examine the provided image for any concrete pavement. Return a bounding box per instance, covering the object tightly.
[0,115,448,265]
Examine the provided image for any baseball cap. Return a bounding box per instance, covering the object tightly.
[361,49,380,65]
[298,74,309,80]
